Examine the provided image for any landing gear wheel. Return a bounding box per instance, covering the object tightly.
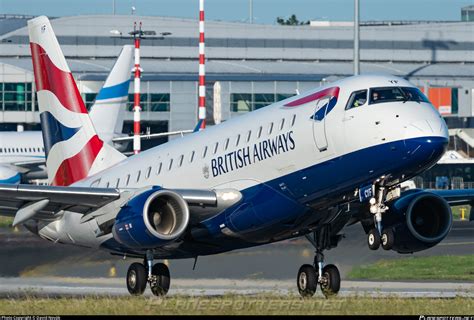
[368,228,381,250]
[381,229,394,250]
[320,264,340,298]
[150,263,171,296]
[297,264,318,298]
[127,262,147,295]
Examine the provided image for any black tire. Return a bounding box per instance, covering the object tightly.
[320,264,340,298]
[150,263,171,296]
[297,264,318,298]
[127,262,147,296]
[381,229,395,250]
[367,228,381,250]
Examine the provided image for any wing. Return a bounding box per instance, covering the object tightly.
[0,183,242,227]
[4,159,46,174]
[431,189,474,206]
[0,184,120,226]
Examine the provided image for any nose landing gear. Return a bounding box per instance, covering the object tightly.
[367,184,394,251]
[126,250,171,296]
[297,228,341,298]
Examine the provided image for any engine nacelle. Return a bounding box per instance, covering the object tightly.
[113,188,190,249]
[384,190,452,253]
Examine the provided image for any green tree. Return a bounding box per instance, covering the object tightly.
[276,14,310,26]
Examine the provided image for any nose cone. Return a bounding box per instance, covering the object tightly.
[404,116,449,172]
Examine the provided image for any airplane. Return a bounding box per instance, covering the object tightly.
[1,15,467,298]
[0,44,134,183]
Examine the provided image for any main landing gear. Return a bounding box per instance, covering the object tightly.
[126,250,170,296]
[367,184,394,251]
[297,228,341,298]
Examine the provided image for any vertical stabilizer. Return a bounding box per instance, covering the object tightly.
[28,16,125,186]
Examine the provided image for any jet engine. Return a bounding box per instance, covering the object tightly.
[384,190,452,253]
[113,188,190,249]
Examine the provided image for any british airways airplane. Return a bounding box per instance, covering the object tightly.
[1,16,465,298]
[0,44,134,184]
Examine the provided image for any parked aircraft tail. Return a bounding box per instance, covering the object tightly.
[89,45,133,146]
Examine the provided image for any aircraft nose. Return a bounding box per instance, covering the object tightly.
[403,118,448,142]
[404,117,449,168]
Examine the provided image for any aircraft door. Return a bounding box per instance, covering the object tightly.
[312,97,330,151]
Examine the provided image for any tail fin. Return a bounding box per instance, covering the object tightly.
[28,16,125,186]
[89,45,133,145]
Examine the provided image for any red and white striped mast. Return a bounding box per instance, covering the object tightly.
[198,0,206,130]
[133,22,142,154]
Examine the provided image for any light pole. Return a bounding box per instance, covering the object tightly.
[354,0,360,76]
[110,24,171,154]
[198,0,206,130]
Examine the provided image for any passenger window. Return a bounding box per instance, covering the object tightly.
[202,146,208,158]
[90,179,101,187]
[146,166,151,178]
[168,159,173,170]
[126,174,130,186]
[157,162,162,175]
[246,130,252,142]
[257,126,262,138]
[115,178,120,188]
[346,89,368,110]
[291,114,297,127]
[213,142,219,154]
[235,134,241,147]
[105,182,110,188]
[268,122,274,135]
[178,155,184,167]
[136,170,141,182]
[279,118,285,131]
[224,138,230,151]
[190,151,195,163]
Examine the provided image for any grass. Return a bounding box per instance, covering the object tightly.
[0,216,13,228]
[348,255,474,281]
[451,205,471,220]
[0,295,471,315]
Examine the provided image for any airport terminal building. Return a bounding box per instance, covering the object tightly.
[0,14,473,152]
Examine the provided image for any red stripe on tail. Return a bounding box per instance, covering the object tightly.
[51,135,103,186]
[30,42,88,114]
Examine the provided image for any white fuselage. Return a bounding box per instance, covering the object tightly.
[38,75,449,250]
[0,131,45,164]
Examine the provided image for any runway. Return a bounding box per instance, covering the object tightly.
[0,277,472,298]
[0,220,472,299]
[1,221,472,280]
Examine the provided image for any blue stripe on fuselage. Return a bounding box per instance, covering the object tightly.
[40,111,81,156]
[100,136,448,258]
[0,172,21,184]
[95,80,130,101]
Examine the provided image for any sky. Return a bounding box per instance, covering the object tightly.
[0,0,472,24]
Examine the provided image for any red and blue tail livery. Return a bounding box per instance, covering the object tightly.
[28,16,124,186]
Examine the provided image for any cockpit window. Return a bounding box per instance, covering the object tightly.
[400,87,430,103]
[369,87,429,105]
[346,89,367,110]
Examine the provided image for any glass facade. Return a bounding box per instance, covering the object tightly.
[82,92,171,112]
[0,82,34,111]
[84,93,97,110]
[231,92,294,112]
[127,93,170,112]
